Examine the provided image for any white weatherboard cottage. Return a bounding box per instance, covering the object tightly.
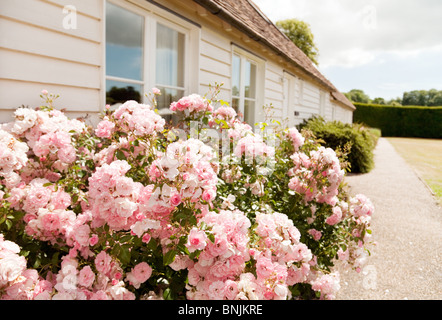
[0,0,355,127]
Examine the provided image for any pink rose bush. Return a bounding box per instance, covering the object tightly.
[0,87,374,300]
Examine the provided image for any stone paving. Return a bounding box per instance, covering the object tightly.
[337,138,442,300]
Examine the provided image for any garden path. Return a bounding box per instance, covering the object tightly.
[336,138,442,300]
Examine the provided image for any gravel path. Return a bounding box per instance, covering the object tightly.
[337,138,442,300]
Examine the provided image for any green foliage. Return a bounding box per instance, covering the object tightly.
[297,116,377,174]
[276,18,319,65]
[353,103,442,138]
[402,89,442,107]
[343,89,371,104]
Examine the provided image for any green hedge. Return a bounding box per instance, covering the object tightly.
[297,117,377,174]
[353,103,442,138]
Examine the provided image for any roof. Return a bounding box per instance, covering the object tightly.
[193,0,355,110]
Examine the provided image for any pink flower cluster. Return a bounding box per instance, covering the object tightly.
[288,147,345,205]
[0,234,52,300]
[6,178,95,257]
[287,127,305,151]
[184,209,316,300]
[88,160,146,232]
[252,212,313,296]
[11,108,84,165]
[0,234,151,300]
[149,138,218,204]
[185,209,252,300]
[50,252,135,300]
[0,92,375,300]
[227,122,253,140]
[106,100,165,138]
[213,106,237,126]
[310,272,341,300]
[234,135,275,160]
[0,130,28,188]
[350,194,374,218]
[170,94,213,114]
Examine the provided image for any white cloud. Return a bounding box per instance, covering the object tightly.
[252,0,442,67]
[252,0,442,98]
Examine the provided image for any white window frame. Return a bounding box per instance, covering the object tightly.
[231,45,264,126]
[104,0,200,108]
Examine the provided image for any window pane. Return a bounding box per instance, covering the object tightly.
[244,100,255,125]
[106,2,144,81]
[156,24,185,88]
[156,86,184,113]
[106,80,142,106]
[245,61,256,99]
[232,54,241,97]
[232,98,240,114]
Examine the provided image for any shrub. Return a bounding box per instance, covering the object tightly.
[297,116,376,174]
[353,103,442,138]
[0,88,374,300]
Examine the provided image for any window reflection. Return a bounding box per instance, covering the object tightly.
[232,54,241,97]
[106,2,144,81]
[231,54,257,126]
[245,61,256,99]
[244,100,255,125]
[106,80,142,106]
[156,24,184,88]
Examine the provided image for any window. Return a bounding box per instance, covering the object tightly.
[106,2,144,104]
[105,0,197,114]
[231,49,262,126]
[155,23,185,112]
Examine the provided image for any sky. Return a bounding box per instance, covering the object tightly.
[252,0,442,100]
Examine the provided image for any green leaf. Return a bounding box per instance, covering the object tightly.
[163,249,177,266]
[163,288,173,300]
[115,150,126,160]
[5,219,12,230]
[119,245,132,265]
[207,233,215,244]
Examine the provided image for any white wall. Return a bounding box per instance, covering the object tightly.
[0,0,104,124]
[198,27,232,103]
[0,0,353,127]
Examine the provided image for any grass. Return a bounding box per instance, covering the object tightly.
[387,137,442,204]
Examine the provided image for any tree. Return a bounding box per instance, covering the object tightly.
[429,91,442,106]
[402,89,442,106]
[344,89,371,104]
[276,18,319,65]
[386,97,402,106]
[372,97,386,105]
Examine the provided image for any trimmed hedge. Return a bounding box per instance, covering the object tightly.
[353,103,442,138]
[297,117,377,174]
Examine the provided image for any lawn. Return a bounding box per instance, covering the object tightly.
[387,137,442,204]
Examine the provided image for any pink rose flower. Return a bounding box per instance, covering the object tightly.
[126,262,152,289]
[58,145,76,164]
[95,251,112,275]
[89,234,99,246]
[95,119,115,138]
[169,193,182,207]
[78,266,95,288]
[308,229,322,241]
[186,227,208,253]
[202,189,216,203]
[325,207,343,226]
